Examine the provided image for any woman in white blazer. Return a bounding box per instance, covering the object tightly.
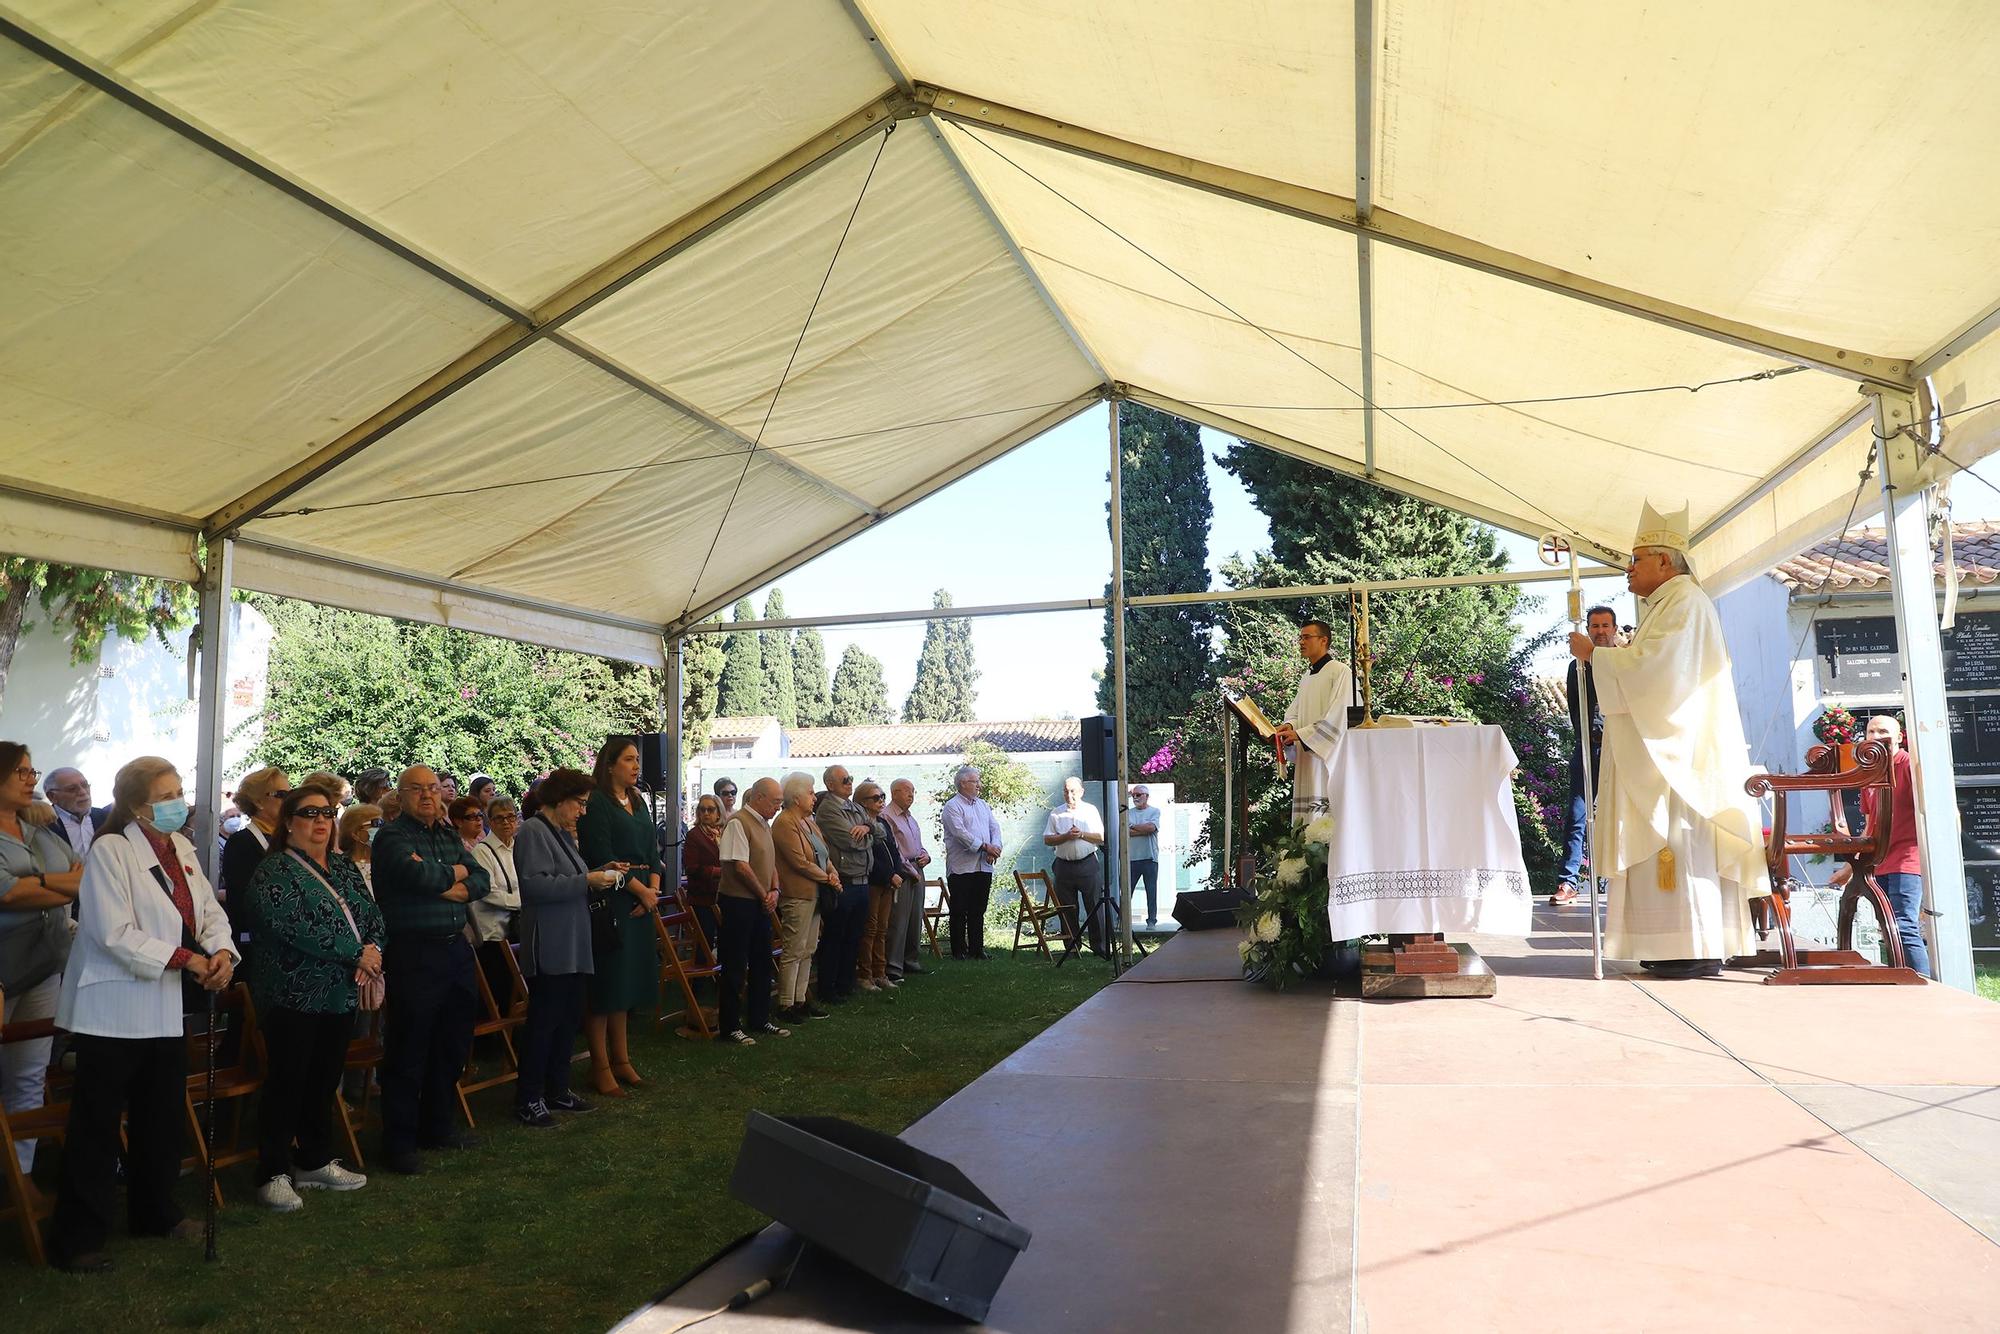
[50,756,237,1273]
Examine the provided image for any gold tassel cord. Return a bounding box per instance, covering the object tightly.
[1656,848,1677,892]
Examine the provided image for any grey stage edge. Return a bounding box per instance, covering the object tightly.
[617,928,1361,1333]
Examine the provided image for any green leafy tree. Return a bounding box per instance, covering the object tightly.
[904,589,977,722]
[680,627,726,762]
[717,597,766,718]
[1174,445,1565,889]
[245,596,660,790]
[760,589,798,727]
[1098,404,1214,773]
[827,643,891,726]
[0,558,197,711]
[792,627,832,727]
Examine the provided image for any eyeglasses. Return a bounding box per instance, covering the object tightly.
[269,789,292,800]
[367,819,384,829]
[294,806,337,821]
[11,766,37,781]
[859,794,885,803]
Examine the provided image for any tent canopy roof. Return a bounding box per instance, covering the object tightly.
[7,1,2000,665]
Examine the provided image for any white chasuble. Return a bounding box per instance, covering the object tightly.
[1589,577,1770,961]
[1284,656,1352,824]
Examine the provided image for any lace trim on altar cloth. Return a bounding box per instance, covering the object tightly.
[1330,868,1532,907]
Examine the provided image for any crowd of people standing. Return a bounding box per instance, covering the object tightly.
[0,736,1034,1273]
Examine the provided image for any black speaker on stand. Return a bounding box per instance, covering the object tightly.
[637,731,670,792]
[1079,714,1115,782]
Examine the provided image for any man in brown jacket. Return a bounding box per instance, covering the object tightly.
[773,772,840,1023]
[716,777,785,1045]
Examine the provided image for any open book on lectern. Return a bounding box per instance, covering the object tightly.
[1224,691,1279,741]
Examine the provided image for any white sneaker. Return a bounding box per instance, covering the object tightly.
[258,1174,304,1212]
[295,1159,367,1191]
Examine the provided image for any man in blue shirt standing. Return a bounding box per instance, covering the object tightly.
[1128,784,1162,926]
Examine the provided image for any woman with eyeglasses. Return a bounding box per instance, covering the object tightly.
[48,756,236,1272]
[337,804,384,899]
[469,798,523,1012]
[220,766,291,964]
[1,742,83,1179]
[245,784,384,1213]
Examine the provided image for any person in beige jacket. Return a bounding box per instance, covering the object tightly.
[772,772,839,1024]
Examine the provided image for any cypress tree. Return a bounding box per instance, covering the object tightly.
[1099,404,1214,768]
[717,597,766,717]
[827,644,892,726]
[761,588,798,727]
[793,627,832,727]
[904,588,977,722]
[679,626,726,760]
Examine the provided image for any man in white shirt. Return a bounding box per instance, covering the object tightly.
[1127,784,1161,926]
[1274,618,1352,825]
[1043,776,1106,955]
[940,766,1002,960]
[42,767,106,859]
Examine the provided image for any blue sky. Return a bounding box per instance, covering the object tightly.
[746,402,2000,721]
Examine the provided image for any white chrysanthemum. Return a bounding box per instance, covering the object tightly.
[1276,855,1307,888]
[1302,814,1337,846]
[1253,912,1282,943]
[1239,939,1255,960]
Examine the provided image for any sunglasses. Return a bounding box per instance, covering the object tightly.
[294,805,337,821]
[367,819,384,829]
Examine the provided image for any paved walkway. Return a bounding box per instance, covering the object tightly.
[623,912,2000,1332]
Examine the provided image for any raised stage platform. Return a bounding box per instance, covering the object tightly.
[620,910,2000,1332]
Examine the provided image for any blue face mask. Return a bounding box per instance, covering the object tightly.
[148,798,190,835]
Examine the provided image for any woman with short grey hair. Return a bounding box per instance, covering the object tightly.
[772,772,837,1021]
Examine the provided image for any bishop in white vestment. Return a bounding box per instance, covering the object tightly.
[1276,618,1352,825]
[1572,503,1771,977]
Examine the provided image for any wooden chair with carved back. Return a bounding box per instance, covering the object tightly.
[1742,739,1925,984]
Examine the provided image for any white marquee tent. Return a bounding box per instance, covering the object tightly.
[5,2,1999,983]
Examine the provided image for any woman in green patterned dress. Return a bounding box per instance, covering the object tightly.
[247,782,385,1211]
[577,736,661,1095]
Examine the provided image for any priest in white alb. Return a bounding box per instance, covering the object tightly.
[1570,502,1771,978]
[1273,618,1353,825]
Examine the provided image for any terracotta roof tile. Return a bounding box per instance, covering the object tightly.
[1771,519,2000,592]
[785,720,1080,758]
[708,715,779,738]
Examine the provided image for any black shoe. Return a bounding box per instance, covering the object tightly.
[385,1150,427,1176]
[904,963,925,975]
[419,1130,482,1152]
[803,1003,830,1020]
[515,1100,559,1129]
[758,1021,792,1038]
[1646,959,1722,979]
[55,1250,113,1273]
[547,1091,595,1114]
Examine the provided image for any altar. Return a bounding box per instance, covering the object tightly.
[1322,724,1535,941]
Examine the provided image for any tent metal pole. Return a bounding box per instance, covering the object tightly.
[190,538,234,884]
[662,637,684,894]
[1870,387,1974,991]
[1109,399,1135,971]
[1353,0,1378,477]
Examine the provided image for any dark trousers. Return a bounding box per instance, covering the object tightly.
[1129,858,1160,923]
[717,896,774,1034]
[813,880,870,998]
[690,902,720,960]
[52,1035,186,1261]
[381,934,478,1154]
[257,1006,352,1184]
[1053,857,1107,953]
[476,940,516,1014]
[948,871,993,957]
[516,972,586,1106]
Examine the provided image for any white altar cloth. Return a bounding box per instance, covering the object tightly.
[1323,724,1534,939]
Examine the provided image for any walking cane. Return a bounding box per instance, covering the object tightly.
[1543,535,1604,981]
[204,982,219,1262]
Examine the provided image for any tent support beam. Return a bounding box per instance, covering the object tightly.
[918,85,1911,390]
[1125,385,1630,566]
[685,565,1600,635]
[1109,397,1135,970]
[666,389,1104,634]
[1353,0,1378,477]
[662,637,684,892]
[1913,294,2000,379]
[203,90,915,535]
[1870,387,1975,993]
[190,538,233,883]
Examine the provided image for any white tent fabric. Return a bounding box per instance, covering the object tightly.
[5,0,2000,663]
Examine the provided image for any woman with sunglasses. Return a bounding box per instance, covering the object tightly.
[245,784,384,1213]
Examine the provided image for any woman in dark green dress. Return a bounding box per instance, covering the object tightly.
[576,736,661,1095]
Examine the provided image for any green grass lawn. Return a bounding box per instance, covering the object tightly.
[1978,964,2000,1004]
[4,934,1110,1332]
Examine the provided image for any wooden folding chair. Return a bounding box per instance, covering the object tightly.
[183,983,264,1209]
[1011,870,1072,960]
[655,889,720,1040]
[457,952,524,1125]
[923,878,950,959]
[333,1007,386,1172]
[0,1013,66,1266]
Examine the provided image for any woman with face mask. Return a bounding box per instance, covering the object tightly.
[48,756,238,1273]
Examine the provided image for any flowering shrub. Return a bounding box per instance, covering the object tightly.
[1812,705,1858,746]
[1237,807,1337,990]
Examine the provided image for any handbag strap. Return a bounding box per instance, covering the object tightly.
[287,849,365,944]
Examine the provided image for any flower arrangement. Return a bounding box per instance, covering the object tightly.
[1812,705,1858,746]
[1236,808,1338,990]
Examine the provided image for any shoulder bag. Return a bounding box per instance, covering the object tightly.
[288,850,385,1010]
